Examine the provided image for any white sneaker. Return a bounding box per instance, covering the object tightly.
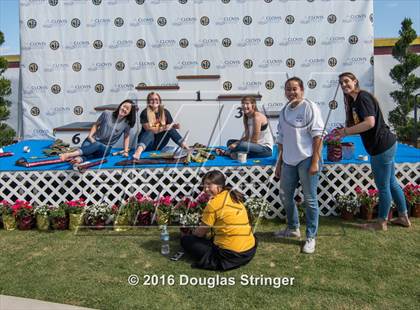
[302,238,316,254]
[273,228,301,238]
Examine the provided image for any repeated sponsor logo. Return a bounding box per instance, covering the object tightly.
[223,81,232,91]
[63,0,90,6]
[130,17,154,27]
[216,16,239,26]
[343,56,367,66]
[93,40,104,49]
[115,61,125,71]
[286,58,295,68]
[301,58,325,68]
[327,14,337,24]
[22,41,47,51]
[174,60,199,70]
[31,107,40,116]
[328,57,338,67]
[173,17,197,26]
[243,59,253,69]
[285,15,295,24]
[23,85,48,96]
[179,0,188,3]
[258,58,282,69]
[28,63,38,72]
[301,15,324,24]
[369,13,374,23]
[51,84,61,94]
[237,38,261,47]
[67,84,92,94]
[195,38,219,48]
[72,62,82,72]
[222,38,232,47]
[179,39,189,48]
[321,36,346,46]
[239,81,262,91]
[348,35,358,44]
[221,0,230,3]
[216,59,241,69]
[265,80,275,90]
[43,19,68,28]
[243,16,252,25]
[32,129,50,137]
[114,17,124,27]
[136,39,146,48]
[27,19,37,28]
[71,18,81,28]
[88,62,112,72]
[152,39,177,48]
[200,16,210,26]
[131,61,156,70]
[322,79,339,89]
[279,37,304,46]
[258,16,282,25]
[109,40,133,49]
[44,63,70,73]
[95,84,105,93]
[87,18,112,28]
[370,56,374,66]
[49,0,58,5]
[306,36,316,46]
[65,40,90,50]
[104,0,130,5]
[135,0,145,4]
[21,0,47,7]
[157,17,167,27]
[264,37,274,47]
[46,106,71,116]
[50,40,60,50]
[110,83,134,93]
[92,0,102,5]
[201,60,211,70]
[74,106,84,115]
[328,100,338,109]
[307,79,317,89]
[343,14,367,23]
[159,61,168,70]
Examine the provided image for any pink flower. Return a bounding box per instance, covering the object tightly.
[355,186,362,194]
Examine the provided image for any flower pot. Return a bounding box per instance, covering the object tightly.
[360,205,374,220]
[114,214,130,231]
[69,213,84,231]
[36,215,49,231]
[327,144,342,162]
[156,209,170,226]
[51,216,68,230]
[136,211,152,226]
[412,203,420,218]
[17,215,34,230]
[341,209,354,221]
[2,215,17,231]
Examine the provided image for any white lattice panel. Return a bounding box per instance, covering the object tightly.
[1,163,419,219]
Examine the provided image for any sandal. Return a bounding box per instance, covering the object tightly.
[70,156,83,165]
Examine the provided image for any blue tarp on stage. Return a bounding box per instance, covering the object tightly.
[0,136,418,172]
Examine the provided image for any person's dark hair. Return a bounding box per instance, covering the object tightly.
[202,170,244,204]
[113,99,136,128]
[284,77,304,92]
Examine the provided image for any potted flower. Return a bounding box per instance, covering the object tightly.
[34,205,50,231]
[49,205,68,230]
[155,195,173,226]
[12,200,34,230]
[244,197,271,227]
[63,199,85,231]
[135,194,155,226]
[355,187,378,220]
[403,183,420,217]
[335,194,359,220]
[84,203,112,229]
[1,200,16,231]
[324,128,343,162]
[113,203,130,231]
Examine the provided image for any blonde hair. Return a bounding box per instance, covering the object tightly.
[241,96,258,132]
[146,92,166,127]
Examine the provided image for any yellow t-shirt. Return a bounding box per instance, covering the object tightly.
[201,190,255,253]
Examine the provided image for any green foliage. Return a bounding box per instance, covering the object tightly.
[388,18,420,144]
[0,30,15,147]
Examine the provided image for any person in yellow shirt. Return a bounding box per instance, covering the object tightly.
[180,170,257,270]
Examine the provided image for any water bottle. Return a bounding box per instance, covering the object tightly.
[160,225,170,256]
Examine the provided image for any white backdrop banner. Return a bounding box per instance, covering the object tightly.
[20,0,374,142]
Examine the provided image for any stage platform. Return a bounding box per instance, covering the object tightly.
[0,137,419,219]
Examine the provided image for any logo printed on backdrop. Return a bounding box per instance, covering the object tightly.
[135,0,145,4]
[31,107,40,116]
[87,18,112,28]
[179,39,189,48]
[51,84,61,94]
[157,17,167,26]
[301,15,324,24]
[195,38,219,48]
[72,62,82,72]
[43,18,68,28]
[46,107,70,117]
[95,84,104,93]
[279,37,304,46]
[172,17,197,26]
[92,0,102,5]
[258,16,282,25]
[201,60,211,70]
[370,13,373,23]
[343,57,367,66]
[71,18,81,28]
[115,61,125,71]
[243,59,253,69]
[370,56,374,66]
[152,39,177,48]
[265,80,275,90]
[264,0,273,3]
[74,106,84,116]
[239,81,262,91]
[29,63,38,72]
[348,35,358,44]
[159,61,168,70]
[88,62,112,72]
[286,58,295,68]
[223,81,232,91]
[285,15,295,24]
[343,14,366,23]
[327,14,337,24]
[130,17,154,27]
[237,38,260,47]
[329,100,338,110]
[243,16,252,25]
[221,0,230,3]
[93,40,103,49]
[217,59,241,69]
[27,19,37,28]
[111,83,134,93]
[49,0,58,6]
[258,58,282,69]
[306,36,316,46]
[50,41,60,50]
[114,17,124,27]
[301,58,325,68]
[136,39,146,48]
[222,38,231,47]
[328,57,338,67]
[308,79,317,89]
[23,85,48,96]
[131,61,156,70]
[264,37,274,47]
[322,79,338,89]
[200,16,210,26]
[174,60,199,70]
[216,16,240,26]
[44,63,69,73]
[321,36,346,46]
[67,84,91,94]
[179,0,188,3]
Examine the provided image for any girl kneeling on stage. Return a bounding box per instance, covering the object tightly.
[60,100,136,164]
[181,170,257,271]
[217,96,273,159]
[132,92,189,159]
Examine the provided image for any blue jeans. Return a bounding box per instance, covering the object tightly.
[79,139,111,162]
[137,129,184,151]
[370,143,407,220]
[280,156,320,239]
[227,139,272,158]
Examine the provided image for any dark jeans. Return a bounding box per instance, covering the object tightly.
[227,139,272,158]
[137,129,184,151]
[79,139,111,162]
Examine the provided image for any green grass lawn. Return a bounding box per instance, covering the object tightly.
[0,217,419,310]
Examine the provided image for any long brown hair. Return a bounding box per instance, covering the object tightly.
[146,92,166,127]
[202,170,244,204]
[112,99,136,128]
[241,96,258,133]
